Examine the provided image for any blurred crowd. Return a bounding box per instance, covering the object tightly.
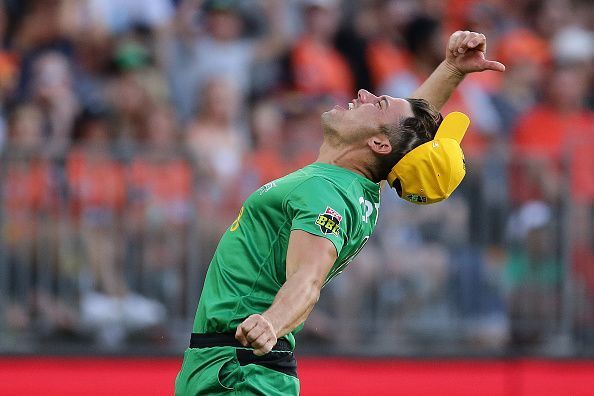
[0,0,593,354]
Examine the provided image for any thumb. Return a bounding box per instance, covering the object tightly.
[482,60,506,72]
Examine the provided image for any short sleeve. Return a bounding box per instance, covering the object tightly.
[285,178,352,256]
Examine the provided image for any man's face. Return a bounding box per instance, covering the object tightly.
[321,89,414,143]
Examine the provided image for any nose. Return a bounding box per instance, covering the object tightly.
[358,89,369,102]
[357,89,378,103]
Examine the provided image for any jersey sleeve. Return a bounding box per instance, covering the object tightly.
[284,177,353,256]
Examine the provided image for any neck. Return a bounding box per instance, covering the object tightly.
[316,142,380,182]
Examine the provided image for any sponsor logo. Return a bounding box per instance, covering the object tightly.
[258,181,277,195]
[315,207,342,236]
[406,194,427,203]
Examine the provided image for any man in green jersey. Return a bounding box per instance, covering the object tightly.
[175,31,505,395]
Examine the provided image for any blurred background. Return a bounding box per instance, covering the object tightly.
[0,0,593,366]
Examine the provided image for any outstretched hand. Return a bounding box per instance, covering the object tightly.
[445,30,505,75]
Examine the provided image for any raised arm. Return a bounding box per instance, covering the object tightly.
[253,0,289,61]
[412,31,505,110]
[235,230,336,355]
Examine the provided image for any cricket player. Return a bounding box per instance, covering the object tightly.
[175,30,505,395]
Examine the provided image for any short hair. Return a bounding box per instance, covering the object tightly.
[379,98,443,166]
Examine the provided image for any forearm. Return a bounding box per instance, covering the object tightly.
[255,0,287,60]
[262,274,321,338]
[411,61,465,111]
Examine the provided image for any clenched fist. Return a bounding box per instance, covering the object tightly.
[445,30,505,75]
[235,314,277,356]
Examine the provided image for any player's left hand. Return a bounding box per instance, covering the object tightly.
[445,31,505,75]
[235,314,277,356]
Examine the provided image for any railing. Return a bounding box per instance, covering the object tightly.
[1,141,593,356]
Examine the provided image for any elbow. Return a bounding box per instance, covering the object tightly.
[306,280,322,305]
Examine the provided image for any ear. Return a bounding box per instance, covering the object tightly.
[367,135,392,155]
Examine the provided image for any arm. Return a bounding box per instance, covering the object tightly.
[412,31,505,111]
[235,230,337,355]
[253,0,289,61]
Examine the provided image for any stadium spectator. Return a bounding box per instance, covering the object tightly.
[68,110,166,346]
[28,51,79,157]
[364,0,414,90]
[67,110,127,298]
[490,29,549,134]
[241,100,288,193]
[504,201,562,350]
[290,0,354,100]
[1,103,53,332]
[127,104,193,312]
[167,0,288,121]
[185,76,245,264]
[511,64,594,204]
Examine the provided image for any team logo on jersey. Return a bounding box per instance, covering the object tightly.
[258,181,277,195]
[315,207,342,236]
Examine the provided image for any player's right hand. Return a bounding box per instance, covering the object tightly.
[445,30,505,75]
[235,314,277,356]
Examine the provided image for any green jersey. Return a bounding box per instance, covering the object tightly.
[193,163,381,349]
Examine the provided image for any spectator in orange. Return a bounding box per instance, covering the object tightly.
[490,29,550,134]
[67,109,127,298]
[128,104,193,308]
[291,0,354,100]
[365,0,413,89]
[241,100,287,195]
[1,103,54,331]
[511,64,594,204]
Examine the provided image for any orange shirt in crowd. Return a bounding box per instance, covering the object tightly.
[67,149,126,215]
[128,157,193,213]
[244,150,287,186]
[2,159,52,214]
[1,159,53,243]
[366,39,410,89]
[291,36,354,98]
[511,105,594,202]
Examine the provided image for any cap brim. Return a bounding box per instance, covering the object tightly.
[434,112,470,143]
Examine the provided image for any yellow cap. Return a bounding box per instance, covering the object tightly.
[386,112,469,204]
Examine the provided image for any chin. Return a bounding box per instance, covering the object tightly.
[320,111,333,128]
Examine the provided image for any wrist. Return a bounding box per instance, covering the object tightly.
[261,312,279,338]
[442,60,466,80]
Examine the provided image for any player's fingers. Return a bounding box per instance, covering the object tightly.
[235,325,249,347]
[460,32,481,51]
[250,331,272,350]
[457,33,475,54]
[468,33,486,52]
[482,60,506,72]
[448,31,463,54]
[253,338,275,356]
[245,324,266,344]
[449,31,465,57]
[235,316,259,346]
[243,315,260,332]
[453,31,470,55]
